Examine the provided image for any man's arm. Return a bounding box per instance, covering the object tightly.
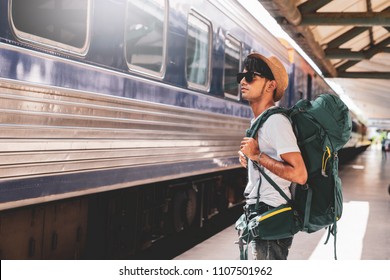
[240,137,308,185]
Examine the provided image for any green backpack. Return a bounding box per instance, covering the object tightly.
[240,93,352,259]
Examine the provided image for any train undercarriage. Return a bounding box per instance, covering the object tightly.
[0,169,246,259]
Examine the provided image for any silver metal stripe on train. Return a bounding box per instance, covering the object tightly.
[0,74,248,208]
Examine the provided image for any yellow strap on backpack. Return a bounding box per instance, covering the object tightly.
[321,146,331,177]
[258,206,292,222]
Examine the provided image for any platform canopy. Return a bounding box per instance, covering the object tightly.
[258,0,390,127]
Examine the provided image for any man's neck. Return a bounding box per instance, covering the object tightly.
[251,100,275,118]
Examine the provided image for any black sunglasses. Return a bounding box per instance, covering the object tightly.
[236,71,264,84]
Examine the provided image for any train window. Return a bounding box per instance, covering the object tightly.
[186,13,211,90]
[10,0,90,54]
[125,0,167,76]
[224,35,241,100]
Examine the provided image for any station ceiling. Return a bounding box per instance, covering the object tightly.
[258,0,390,128]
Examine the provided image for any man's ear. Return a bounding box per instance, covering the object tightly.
[267,80,277,92]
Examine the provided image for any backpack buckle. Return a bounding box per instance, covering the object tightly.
[301,184,309,190]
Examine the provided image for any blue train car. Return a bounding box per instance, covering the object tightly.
[0,0,366,259]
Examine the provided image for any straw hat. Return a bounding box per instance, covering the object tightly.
[248,53,289,102]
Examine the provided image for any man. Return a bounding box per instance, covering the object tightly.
[238,52,307,260]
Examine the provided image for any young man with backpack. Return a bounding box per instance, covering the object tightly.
[238,52,308,260]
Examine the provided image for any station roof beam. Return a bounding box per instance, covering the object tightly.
[258,0,390,121]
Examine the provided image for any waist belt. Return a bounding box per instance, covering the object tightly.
[244,202,275,216]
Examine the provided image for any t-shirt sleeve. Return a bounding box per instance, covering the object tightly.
[263,114,300,156]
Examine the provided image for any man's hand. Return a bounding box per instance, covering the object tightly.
[238,151,248,168]
[240,137,260,161]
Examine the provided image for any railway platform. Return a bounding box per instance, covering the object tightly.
[174,145,390,260]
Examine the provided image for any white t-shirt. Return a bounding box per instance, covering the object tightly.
[244,111,300,207]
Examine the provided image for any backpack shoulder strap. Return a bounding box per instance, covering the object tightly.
[254,163,292,203]
[246,107,290,138]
